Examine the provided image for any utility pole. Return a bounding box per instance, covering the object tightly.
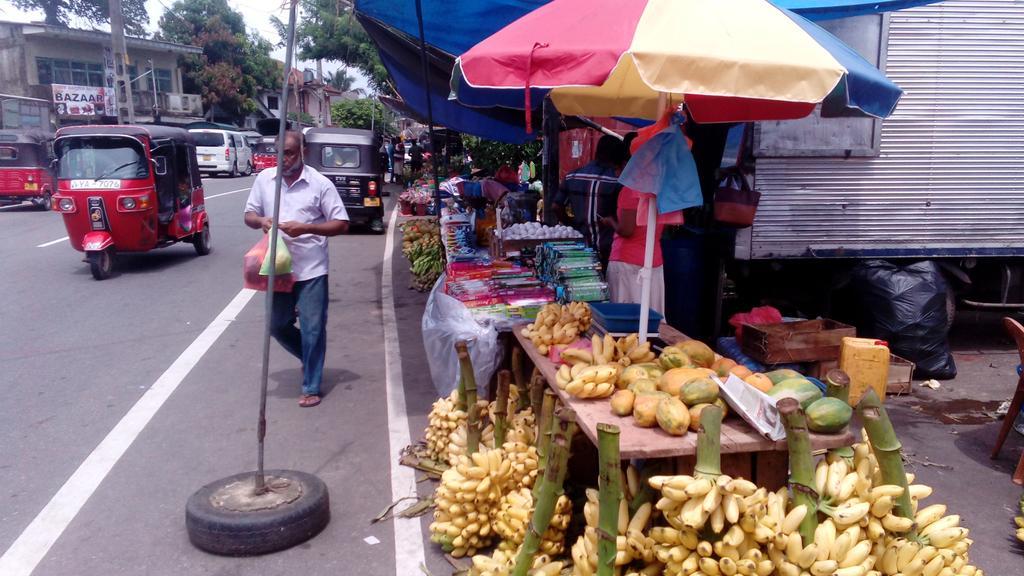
[315,59,325,127]
[109,0,134,124]
[149,59,160,124]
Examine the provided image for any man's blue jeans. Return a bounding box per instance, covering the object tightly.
[271,275,327,396]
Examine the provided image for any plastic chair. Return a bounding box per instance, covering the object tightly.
[991,318,1024,467]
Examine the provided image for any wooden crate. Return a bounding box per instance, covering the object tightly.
[741,319,855,364]
[811,352,915,397]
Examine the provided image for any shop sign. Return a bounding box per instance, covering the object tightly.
[52,84,109,117]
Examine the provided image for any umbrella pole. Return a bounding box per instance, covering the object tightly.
[414,0,442,207]
[637,93,668,343]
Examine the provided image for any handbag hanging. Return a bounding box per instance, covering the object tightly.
[714,171,761,228]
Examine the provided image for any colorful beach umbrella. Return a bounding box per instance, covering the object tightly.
[451,0,902,123]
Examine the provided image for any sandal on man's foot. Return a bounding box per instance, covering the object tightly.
[299,394,321,408]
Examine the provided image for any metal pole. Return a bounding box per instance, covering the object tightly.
[541,96,560,225]
[149,59,160,123]
[414,0,442,202]
[255,0,298,494]
[108,0,134,124]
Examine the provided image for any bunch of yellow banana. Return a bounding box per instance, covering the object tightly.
[468,548,564,576]
[430,448,512,558]
[594,333,656,367]
[506,408,537,446]
[521,302,591,355]
[447,412,496,467]
[424,390,466,462]
[1016,493,1024,543]
[571,488,649,576]
[492,488,572,556]
[558,363,620,399]
[649,473,767,535]
[501,440,540,490]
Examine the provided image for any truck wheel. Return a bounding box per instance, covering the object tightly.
[193,222,212,256]
[88,249,114,280]
[945,289,956,331]
[185,470,330,556]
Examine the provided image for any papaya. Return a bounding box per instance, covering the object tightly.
[712,358,737,378]
[610,390,635,417]
[805,397,853,433]
[768,378,823,409]
[744,373,774,393]
[633,392,668,428]
[688,403,712,432]
[618,363,663,389]
[729,364,753,380]
[764,369,803,385]
[628,378,659,394]
[656,397,690,436]
[713,397,730,419]
[658,346,692,371]
[678,340,716,368]
[679,377,720,406]
[659,367,716,397]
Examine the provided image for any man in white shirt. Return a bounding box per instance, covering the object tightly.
[244,131,349,407]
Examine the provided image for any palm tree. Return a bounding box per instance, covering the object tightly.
[326,69,357,92]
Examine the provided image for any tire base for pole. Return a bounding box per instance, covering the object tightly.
[186,469,330,556]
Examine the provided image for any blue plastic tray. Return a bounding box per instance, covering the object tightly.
[589,302,663,334]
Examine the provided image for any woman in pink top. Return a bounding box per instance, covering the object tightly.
[604,186,666,314]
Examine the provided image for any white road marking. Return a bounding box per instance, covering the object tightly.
[205,187,250,200]
[0,288,257,576]
[381,205,427,575]
[0,202,31,211]
[36,236,69,248]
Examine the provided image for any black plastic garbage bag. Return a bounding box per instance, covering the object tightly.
[849,260,957,380]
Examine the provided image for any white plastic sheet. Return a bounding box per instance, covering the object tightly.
[716,374,786,441]
[421,275,502,398]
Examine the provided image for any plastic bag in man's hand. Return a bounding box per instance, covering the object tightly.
[243,234,295,292]
[259,230,292,275]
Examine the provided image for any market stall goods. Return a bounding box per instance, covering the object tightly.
[520,302,593,354]
[1015,493,1024,543]
[430,448,511,557]
[501,222,582,241]
[400,218,445,291]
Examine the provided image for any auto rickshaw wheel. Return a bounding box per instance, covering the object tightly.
[37,192,52,211]
[88,249,114,280]
[194,222,212,256]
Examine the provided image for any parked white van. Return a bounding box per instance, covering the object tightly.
[188,129,253,177]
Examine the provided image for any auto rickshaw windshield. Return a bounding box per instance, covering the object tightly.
[55,136,149,181]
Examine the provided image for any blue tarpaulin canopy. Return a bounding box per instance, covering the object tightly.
[354,0,940,141]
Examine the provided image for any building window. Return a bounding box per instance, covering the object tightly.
[266,95,279,110]
[36,58,103,87]
[129,67,173,93]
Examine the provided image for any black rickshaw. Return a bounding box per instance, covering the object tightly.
[0,129,56,210]
[304,128,385,233]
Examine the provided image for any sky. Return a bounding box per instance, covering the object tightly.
[0,0,370,91]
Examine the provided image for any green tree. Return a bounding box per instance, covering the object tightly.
[272,0,391,95]
[462,136,541,175]
[330,98,393,134]
[12,0,149,36]
[156,0,279,119]
[327,69,359,93]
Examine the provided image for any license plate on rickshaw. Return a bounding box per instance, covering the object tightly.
[363,198,381,207]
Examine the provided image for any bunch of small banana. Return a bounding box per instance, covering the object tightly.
[430,448,512,558]
[448,407,496,467]
[556,363,620,399]
[1016,492,1024,543]
[468,548,564,576]
[506,408,537,446]
[492,488,572,556]
[571,488,653,576]
[502,440,540,490]
[521,303,592,355]
[424,391,466,462]
[593,333,656,367]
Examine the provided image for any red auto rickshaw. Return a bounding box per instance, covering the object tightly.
[0,129,56,210]
[51,125,211,280]
[251,137,277,173]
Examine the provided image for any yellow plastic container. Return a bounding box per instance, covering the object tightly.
[840,337,891,405]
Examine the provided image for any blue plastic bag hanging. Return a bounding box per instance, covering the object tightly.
[619,112,703,214]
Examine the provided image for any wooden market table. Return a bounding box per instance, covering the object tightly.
[512,323,854,486]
